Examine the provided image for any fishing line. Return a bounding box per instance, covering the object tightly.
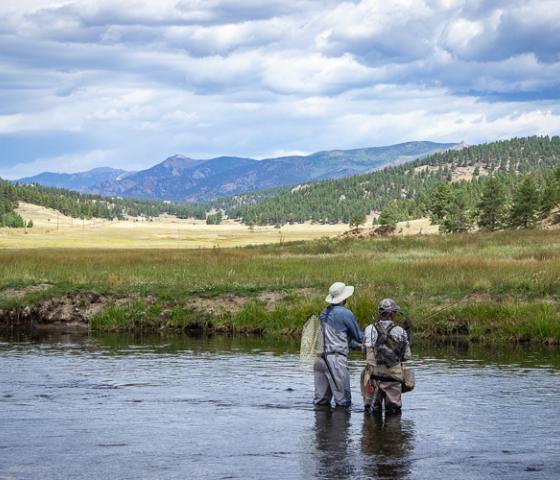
[397,297,467,333]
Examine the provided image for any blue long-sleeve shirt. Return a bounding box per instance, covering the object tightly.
[320,304,363,356]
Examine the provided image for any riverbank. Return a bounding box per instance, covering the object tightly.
[1,229,559,344]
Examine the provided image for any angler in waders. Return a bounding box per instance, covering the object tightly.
[361,298,411,414]
[314,282,363,408]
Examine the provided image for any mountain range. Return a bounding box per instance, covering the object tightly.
[17,141,460,202]
[17,167,131,191]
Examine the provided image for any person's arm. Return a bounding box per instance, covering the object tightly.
[361,324,371,353]
[401,329,412,361]
[345,310,363,349]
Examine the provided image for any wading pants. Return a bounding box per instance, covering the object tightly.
[373,380,402,413]
[314,353,351,407]
[361,365,403,413]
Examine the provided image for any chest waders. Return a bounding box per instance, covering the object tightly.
[320,313,341,393]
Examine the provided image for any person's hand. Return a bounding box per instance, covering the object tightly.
[354,343,363,350]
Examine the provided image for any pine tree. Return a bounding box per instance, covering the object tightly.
[378,201,399,227]
[476,177,507,231]
[349,212,366,229]
[206,211,223,225]
[428,183,452,224]
[538,166,560,220]
[0,211,25,228]
[509,175,539,228]
[441,189,473,233]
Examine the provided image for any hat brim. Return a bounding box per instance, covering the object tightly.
[325,285,354,304]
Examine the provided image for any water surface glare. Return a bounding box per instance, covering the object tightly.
[1,334,559,480]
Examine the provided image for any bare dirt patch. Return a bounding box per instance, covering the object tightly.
[295,288,321,298]
[0,291,146,332]
[413,163,489,183]
[0,284,54,299]
[185,293,251,315]
[451,165,490,182]
[339,225,396,239]
[256,291,287,310]
[462,293,495,303]
[339,228,374,239]
[185,289,320,314]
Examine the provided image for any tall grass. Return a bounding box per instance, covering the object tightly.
[1,229,559,342]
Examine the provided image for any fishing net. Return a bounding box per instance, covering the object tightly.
[300,314,323,364]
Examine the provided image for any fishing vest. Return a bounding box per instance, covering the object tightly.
[373,321,402,368]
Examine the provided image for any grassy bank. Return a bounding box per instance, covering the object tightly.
[1,229,559,343]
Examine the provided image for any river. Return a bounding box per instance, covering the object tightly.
[1,333,559,480]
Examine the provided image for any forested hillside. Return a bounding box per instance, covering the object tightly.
[226,136,560,227]
[0,179,207,227]
[0,181,26,227]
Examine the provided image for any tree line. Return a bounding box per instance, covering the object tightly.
[225,136,560,227]
[0,178,209,227]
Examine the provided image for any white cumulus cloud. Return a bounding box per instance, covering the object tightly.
[0,0,558,178]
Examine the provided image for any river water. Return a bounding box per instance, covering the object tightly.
[1,333,559,480]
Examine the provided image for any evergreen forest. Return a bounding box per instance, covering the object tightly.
[224,136,560,231]
[0,179,207,227]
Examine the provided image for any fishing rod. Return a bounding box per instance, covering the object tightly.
[417,299,466,322]
[397,297,467,331]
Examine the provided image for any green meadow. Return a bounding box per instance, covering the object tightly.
[1,229,559,344]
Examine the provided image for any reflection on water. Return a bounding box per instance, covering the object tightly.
[1,332,559,480]
[313,408,354,479]
[311,408,416,480]
[361,413,415,480]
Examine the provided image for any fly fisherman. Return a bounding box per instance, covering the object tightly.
[361,298,411,414]
[314,282,363,408]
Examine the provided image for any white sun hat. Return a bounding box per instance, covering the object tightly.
[325,282,355,304]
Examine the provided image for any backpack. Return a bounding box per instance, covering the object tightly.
[373,322,402,368]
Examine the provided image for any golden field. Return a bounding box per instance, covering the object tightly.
[0,202,438,249]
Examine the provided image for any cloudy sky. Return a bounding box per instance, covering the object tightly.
[1,0,559,178]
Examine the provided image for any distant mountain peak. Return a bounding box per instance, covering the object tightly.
[160,154,199,167]
[451,141,469,151]
[17,141,460,202]
[162,153,191,163]
[87,166,127,174]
